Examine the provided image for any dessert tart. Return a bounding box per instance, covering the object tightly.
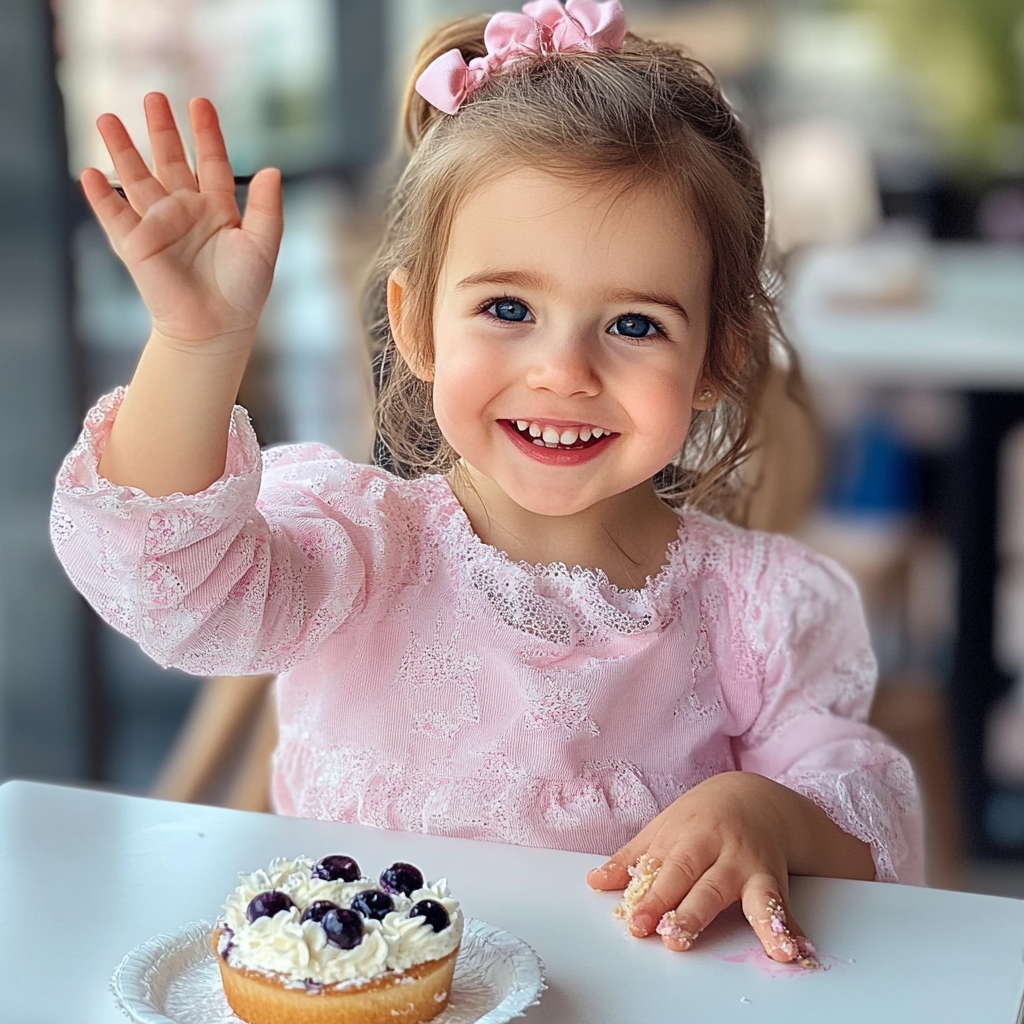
[213,855,464,1024]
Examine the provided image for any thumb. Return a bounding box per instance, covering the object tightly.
[241,167,284,256]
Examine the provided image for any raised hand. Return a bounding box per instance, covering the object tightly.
[80,93,283,351]
[587,771,874,965]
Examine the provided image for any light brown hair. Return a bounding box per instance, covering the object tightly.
[364,13,800,522]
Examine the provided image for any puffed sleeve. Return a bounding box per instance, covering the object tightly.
[50,389,401,676]
[735,537,925,884]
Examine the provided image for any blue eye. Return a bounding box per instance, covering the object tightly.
[611,315,656,338]
[489,299,531,322]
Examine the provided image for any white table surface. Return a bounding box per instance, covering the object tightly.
[3,780,1024,1024]
[787,242,1024,389]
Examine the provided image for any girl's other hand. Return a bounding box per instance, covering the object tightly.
[586,771,874,964]
[80,93,283,354]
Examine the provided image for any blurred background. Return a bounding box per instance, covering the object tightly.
[2,0,1024,895]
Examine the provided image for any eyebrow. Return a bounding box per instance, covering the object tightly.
[455,269,548,292]
[455,270,690,324]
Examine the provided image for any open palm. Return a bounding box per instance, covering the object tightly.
[81,93,283,348]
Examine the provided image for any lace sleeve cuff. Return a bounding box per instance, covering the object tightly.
[776,752,925,885]
[50,387,265,635]
[54,387,261,506]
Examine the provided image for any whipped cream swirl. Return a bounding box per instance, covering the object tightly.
[217,856,464,988]
[383,879,463,972]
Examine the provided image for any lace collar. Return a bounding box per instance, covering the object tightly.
[418,473,692,646]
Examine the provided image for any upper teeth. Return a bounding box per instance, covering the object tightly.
[513,420,607,445]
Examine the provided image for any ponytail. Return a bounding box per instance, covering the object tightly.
[403,15,490,149]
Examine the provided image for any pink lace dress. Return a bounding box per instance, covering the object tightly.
[52,391,924,883]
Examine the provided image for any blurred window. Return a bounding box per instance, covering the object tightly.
[55,0,337,177]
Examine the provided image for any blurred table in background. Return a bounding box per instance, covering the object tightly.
[788,241,1024,862]
[788,243,1024,388]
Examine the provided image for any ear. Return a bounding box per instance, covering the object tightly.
[387,268,434,382]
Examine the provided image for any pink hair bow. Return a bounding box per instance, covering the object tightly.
[415,0,627,116]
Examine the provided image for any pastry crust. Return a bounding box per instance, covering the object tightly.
[213,927,458,1024]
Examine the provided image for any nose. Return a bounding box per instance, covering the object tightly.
[524,328,601,399]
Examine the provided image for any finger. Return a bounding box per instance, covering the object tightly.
[630,841,715,937]
[241,167,284,256]
[95,112,167,214]
[80,167,141,246]
[144,92,197,193]
[587,821,662,890]
[741,874,818,967]
[190,98,236,195]
[657,864,740,951]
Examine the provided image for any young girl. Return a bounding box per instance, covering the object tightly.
[53,0,922,966]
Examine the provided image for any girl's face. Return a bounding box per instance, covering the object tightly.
[399,167,714,517]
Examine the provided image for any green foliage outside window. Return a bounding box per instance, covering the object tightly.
[852,0,1024,171]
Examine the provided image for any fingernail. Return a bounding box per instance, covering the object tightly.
[629,912,654,936]
[656,911,697,949]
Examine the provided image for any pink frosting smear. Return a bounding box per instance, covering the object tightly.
[715,945,852,978]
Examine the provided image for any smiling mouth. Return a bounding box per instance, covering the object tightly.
[504,419,618,450]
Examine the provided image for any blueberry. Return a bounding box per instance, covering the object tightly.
[410,899,450,933]
[321,907,364,949]
[300,900,340,924]
[350,889,394,921]
[311,855,361,882]
[246,890,295,922]
[379,862,424,896]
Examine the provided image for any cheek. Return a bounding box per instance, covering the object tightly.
[627,364,698,446]
[431,336,504,438]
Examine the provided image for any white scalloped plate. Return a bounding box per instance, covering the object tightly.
[110,917,546,1024]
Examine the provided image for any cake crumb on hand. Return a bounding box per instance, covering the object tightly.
[612,853,662,926]
[760,896,822,968]
[655,909,697,949]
